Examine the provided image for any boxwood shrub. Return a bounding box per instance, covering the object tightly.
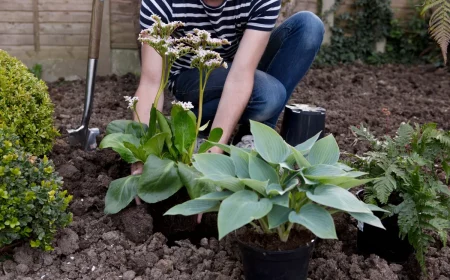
[0,126,72,250]
[0,50,59,156]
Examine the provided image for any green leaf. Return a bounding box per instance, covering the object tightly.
[143,133,167,157]
[198,176,244,192]
[199,120,210,131]
[295,131,321,154]
[266,179,298,196]
[267,205,291,229]
[156,111,176,154]
[307,135,340,165]
[104,175,139,214]
[250,120,290,164]
[148,106,157,137]
[198,128,224,153]
[269,193,289,207]
[99,133,140,163]
[366,204,390,213]
[249,155,279,184]
[218,190,273,239]
[123,141,146,162]
[337,178,374,189]
[125,122,147,139]
[198,191,234,200]
[306,185,371,213]
[303,164,347,178]
[443,160,450,184]
[165,200,219,216]
[193,153,236,177]
[291,147,311,168]
[349,212,385,229]
[240,178,268,196]
[177,162,216,199]
[138,155,183,203]
[173,110,196,154]
[230,146,250,178]
[289,203,337,239]
[106,120,146,135]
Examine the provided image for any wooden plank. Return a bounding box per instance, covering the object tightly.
[111,33,138,49]
[40,34,89,46]
[38,0,93,12]
[1,45,88,60]
[111,22,135,34]
[0,12,34,22]
[111,0,137,15]
[0,35,34,46]
[0,23,34,34]
[0,0,33,11]
[39,11,92,22]
[39,23,91,34]
[33,0,40,52]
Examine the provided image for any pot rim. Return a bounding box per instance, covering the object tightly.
[236,233,316,255]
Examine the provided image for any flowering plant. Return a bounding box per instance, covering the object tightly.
[99,16,229,214]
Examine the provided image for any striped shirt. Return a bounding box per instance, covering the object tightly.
[140,0,281,87]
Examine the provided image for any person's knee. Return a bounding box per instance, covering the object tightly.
[251,75,286,122]
[290,11,325,51]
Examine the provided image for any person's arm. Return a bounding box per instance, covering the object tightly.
[209,29,271,152]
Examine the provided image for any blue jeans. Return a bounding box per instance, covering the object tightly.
[172,11,325,128]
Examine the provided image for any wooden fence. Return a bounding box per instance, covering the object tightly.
[0,0,418,81]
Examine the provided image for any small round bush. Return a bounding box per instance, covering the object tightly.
[0,50,59,156]
[0,127,72,250]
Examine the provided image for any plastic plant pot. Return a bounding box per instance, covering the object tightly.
[355,190,414,263]
[237,238,315,280]
[280,104,326,147]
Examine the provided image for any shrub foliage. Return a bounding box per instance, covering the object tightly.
[0,50,59,156]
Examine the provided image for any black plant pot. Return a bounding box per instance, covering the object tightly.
[356,191,414,263]
[280,104,326,147]
[237,239,315,280]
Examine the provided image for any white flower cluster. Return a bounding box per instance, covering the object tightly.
[124,96,139,109]
[191,48,227,70]
[171,100,194,111]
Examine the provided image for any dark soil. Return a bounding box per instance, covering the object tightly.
[1,65,450,280]
[238,227,314,251]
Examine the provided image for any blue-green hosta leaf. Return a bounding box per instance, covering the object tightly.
[308,135,340,165]
[218,190,273,239]
[138,155,183,203]
[269,193,289,207]
[366,204,390,213]
[230,146,250,178]
[249,155,279,184]
[199,191,234,200]
[349,212,385,229]
[193,153,236,177]
[177,162,216,199]
[173,110,196,154]
[289,203,337,239]
[104,175,139,214]
[165,200,219,216]
[291,147,311,168]
[295,131,321,154]
[240,179,268,196]
[268,205,291,229]
[306,185,371,213]
[198,176,245,192]
[333,178,374,189]
[334,162,353,171]
[143,133,168,158]
[303,164,347,178]
[198,128,224,153]
[106,120,146,135]
[99,133,140,163]
[250,120,291,164]
[345,171,367,178]
[266,179,298,196]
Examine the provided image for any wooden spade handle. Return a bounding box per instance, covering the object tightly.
[88,0,104,59]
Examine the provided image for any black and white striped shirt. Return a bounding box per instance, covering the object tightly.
[140,0,281,86]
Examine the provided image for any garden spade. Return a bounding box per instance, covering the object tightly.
[68,0,104,151]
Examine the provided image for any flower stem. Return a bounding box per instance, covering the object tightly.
[153,56,167,108]
[133,107,145,137]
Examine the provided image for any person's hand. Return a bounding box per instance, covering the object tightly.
[131,162,143,205]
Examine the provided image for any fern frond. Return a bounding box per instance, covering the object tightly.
[374,174,397,204]
[423,0,450,64]
[394,123,414,148]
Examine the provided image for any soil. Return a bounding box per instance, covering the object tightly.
[1,64,450,280]
[238,227,314,251]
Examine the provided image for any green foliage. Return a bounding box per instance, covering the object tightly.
[316,0,442,65]
[166,121,385,242]
[422,0,450,64]
[351,123,450,273]
[0,50,59,156]
[0,127,73,250]
[29,64,43,80]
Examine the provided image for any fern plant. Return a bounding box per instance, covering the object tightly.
[351,122,450,273]
[422,0,450,63]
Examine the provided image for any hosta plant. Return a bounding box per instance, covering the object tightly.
[351,122,450,272]
[99,16,229,214]
[166,121,386,242]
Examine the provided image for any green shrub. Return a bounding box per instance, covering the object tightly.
[0,50,59,156]
[0,126,72,250]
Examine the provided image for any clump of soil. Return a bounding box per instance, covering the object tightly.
[238,227,314,251]
[1,65,450,280]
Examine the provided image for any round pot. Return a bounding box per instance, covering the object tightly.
[237,238,315,280]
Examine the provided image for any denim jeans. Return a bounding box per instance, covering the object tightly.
[172,11,325,128]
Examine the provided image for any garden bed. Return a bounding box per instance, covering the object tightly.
[1,64,449,280]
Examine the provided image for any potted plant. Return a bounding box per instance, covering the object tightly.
[351,122,450,272]
[166,120,386,280]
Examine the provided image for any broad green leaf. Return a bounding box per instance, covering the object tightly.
[267,205,291,229]
[337,178,374,189]
[218,190,273,239]
[308,135,340,165]
[291,147,311,168]
[99,133,140,163]
[295,131,321,154]
[199,141,231,154]
[143,133,167,157]
[266,180,298,196]
[104,175,139,214]
[173,110,196,154]
[249,155,279,184]
[250,120,290,164]
[198,191,233,200]
[349,212,385,229]
[125,122,147,139]
[138,155,183,203]
[198,176,245,192]
[306,185,371,213]
[289,204,337,239]
[334,162,353,171]
[156,111,175,154]
[366,204,390,213]
[198,128,224,153]
[177,162,216,199]
[165,200,219,216]
[240,178,268,196]
[106,120,146,135]
[230,146,250,178]
[303,164,347,178]
[124,141,146,162]
[269,193,289,207]
[345,171,367,178]
[148,106,157,137]
[193,153,236,177]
